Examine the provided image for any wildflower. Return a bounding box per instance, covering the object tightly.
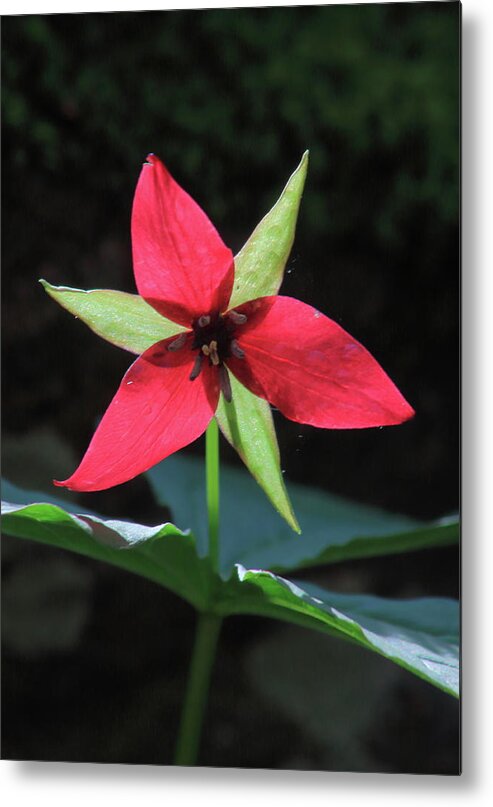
[55,155,413,492]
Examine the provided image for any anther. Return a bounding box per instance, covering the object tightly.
[198,315,211,327]
[167,332,187,351]
[228,310,247,325]
[202,340,220,366]
[219,365,232,403]
[190,354,203,381]
[230,339,245,359]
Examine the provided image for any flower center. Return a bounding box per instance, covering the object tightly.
[192,313,234,364]
[166,311,247,402]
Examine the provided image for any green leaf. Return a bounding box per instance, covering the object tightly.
[215,373,299,534]
[41,280,182,355]
[229,151,309,309]
[2,485,459,696]
[147,455,458,578]
[217,568,459,697]
[1,494,213,610]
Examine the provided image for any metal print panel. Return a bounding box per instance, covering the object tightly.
[2,1,460,773]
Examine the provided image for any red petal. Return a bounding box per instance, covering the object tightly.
[55,336,219,491]
[132,154,234,326]
[226,296,414,428]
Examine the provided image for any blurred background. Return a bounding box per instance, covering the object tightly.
[2,3,460,772]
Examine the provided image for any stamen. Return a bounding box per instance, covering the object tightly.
[210,340,219,366]
[198,315,211,327]
[202,340,220,365]
[219,365,232,403]
[167,332,188,351]
[230,339,245,359]
[228,310,248,325]
[190,354,203,380]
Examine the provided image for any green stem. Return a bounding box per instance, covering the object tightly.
[206,417,220,573]
[174,612,223,766]
[173,419,222,766]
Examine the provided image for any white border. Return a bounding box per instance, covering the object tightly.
[2,0,493,804]
[2,0,452,14]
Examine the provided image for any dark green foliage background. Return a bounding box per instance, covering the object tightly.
[2,3,459,771]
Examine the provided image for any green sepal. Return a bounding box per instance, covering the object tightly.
[216,373,300,533]
[229,151,309,309]
[41,280,182,355]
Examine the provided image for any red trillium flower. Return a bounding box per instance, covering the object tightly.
[55,154,414,493]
